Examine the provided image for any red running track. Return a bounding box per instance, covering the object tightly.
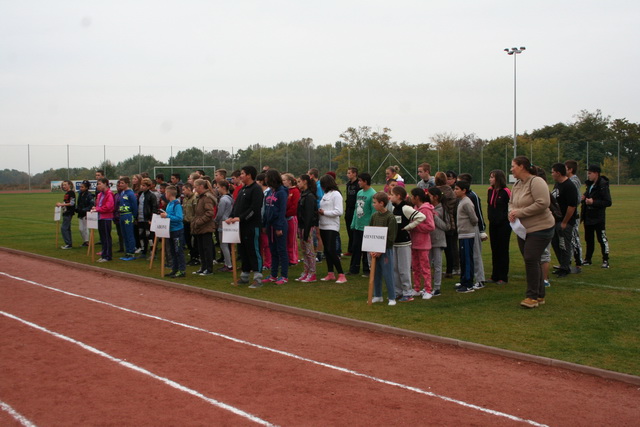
[0,251,638,426]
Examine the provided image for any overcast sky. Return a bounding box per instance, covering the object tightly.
[1,0,639,173]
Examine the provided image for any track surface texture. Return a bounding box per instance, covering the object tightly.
[1,251,638,426]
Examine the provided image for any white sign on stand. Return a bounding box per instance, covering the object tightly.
[151,214,171,239]
[54,207,61,221]
[87,212,99,230]
[221,221,241,243]
[361,226,388,253]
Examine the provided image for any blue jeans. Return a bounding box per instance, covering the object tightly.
[119,213,136,255]
[268,226,288,279]
[459,238,475,289]
[374,248,396,300]
[61,215,73,246]
[169,229,186,272]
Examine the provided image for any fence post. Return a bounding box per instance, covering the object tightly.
[415,146,418,183]
[138,145,142,174]
[481,145,484,185]
[28,144,31,191]
[618,138,621,185]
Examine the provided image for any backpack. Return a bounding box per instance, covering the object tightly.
[528,177,563,222]
[549,193,563,222]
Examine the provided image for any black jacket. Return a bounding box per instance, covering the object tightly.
[581,175,611,225]
[345,179,360,213]
[297,189,318,241]
[76,190,94,219]
[137,190,158,222]
[487,187,510,227]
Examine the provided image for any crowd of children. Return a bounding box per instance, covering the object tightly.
[56,159,609,308]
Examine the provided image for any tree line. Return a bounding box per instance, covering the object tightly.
[2,109,639,189]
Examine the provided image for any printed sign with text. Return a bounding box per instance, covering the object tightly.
[221,221,241,243]
[86,212,99,229]
[361,226,388,253]
[151,214,171,239]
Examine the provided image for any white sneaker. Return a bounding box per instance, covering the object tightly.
[411,289,421,297]
[388,299,397,306]
[134,248,143,254]
[422,292,433,300]
[454,282,462,288]
[371,296,383,303]
[473,282,485,290]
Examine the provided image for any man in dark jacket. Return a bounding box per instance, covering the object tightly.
[228,165,264,287]
[344,166,360,256]
[581,164,612,268]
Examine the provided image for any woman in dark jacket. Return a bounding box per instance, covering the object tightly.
[137,178,158,256]
[296,174,318,282]
[487,169,511,284]
[191,179,217,275]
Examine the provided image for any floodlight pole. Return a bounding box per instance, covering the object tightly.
[505,46,526,159]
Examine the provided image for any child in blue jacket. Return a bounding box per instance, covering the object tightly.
[161,185,185,278]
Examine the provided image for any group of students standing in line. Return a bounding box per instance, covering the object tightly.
[56,157,611,307]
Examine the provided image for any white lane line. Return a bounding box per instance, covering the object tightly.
[572,281,640,292]
[0,400,37,427]
[0,311,275,427]
[0,271,547,426]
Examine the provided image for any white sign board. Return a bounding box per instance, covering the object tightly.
[361,226,388,253]
[54,207,61,221]
[221,221,241,243]
[87,212,99,230]
[150,214,171,239]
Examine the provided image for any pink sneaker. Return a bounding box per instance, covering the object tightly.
[320,272,336,281]
[275,277,288,285]
[335,274,347,284]
[302,274,317,282]
[295,273,308,282]
[262,276,277,283]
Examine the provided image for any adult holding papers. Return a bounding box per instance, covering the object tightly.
[508,157,555,309]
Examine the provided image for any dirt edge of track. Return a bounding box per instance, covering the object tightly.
[3,246,639,387]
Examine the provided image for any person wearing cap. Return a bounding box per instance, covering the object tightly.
[581,165,612,268]
[76,180,95,246]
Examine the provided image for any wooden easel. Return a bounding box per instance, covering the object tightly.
[148,235,166,277]
[86,229,95,261]
[367,256,377,306]
[230,243,237,285]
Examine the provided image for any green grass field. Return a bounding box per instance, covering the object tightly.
[1,188,639,376]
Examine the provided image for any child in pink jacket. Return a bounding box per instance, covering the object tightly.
[407,188,435,299]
